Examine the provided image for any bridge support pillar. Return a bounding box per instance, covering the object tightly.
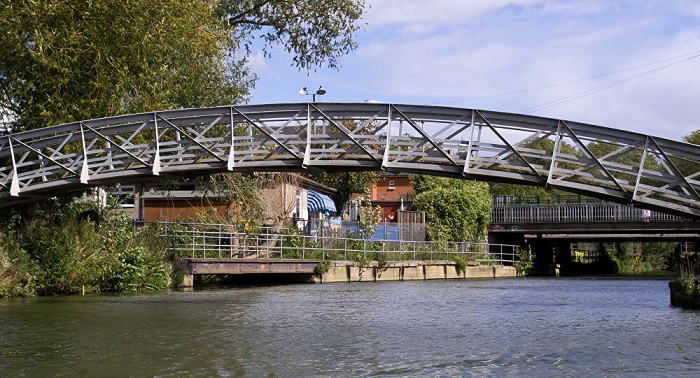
[182,273,194,287]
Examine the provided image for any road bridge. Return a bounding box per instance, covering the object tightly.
[488,197,699,275]
[2,103,700,219]
[490,198,699,241]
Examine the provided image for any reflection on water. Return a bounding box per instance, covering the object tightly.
[1,278,699,377]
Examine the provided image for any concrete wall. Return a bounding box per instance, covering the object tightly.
[181,259,518,286]
[319,261,517,283]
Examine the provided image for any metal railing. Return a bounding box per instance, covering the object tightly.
[157,222,521,266]
[491,202,688,224]
[4,103,700,219]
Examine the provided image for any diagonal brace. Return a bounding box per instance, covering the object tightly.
[10,137,78,176]
[233,106,303,161]
[81,123,151,168]
[311,104,380,163]
[559,121,631,199]
[475,110,545,182]
[156,114,226,163]
[391,105,461,169]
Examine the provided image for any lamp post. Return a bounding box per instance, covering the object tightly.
[299,86,326,102]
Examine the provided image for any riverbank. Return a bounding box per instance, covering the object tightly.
[669,280,700,310]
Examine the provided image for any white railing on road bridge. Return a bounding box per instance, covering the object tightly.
[155,222,521,266]
[491,202,688,224]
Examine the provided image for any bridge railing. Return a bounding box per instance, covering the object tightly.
[157,222,520,266]
[4,103,700,219]
[491,202,687,224]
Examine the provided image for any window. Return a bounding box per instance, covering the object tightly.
[110,185,135,207]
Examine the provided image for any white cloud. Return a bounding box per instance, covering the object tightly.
[251,0,700,140]
[364,0,542,30]
[246,51,268,75]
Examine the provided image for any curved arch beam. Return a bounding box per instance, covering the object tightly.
[1,103,700,219]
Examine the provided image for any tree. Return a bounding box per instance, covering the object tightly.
[259,173,302,231]
[198,173,266,226]
[684,130,700,146]
[0,0,253,132]
[0,0,367,220]
[355,187,382,239]
[217,0,366,70]
[411,176,491,242]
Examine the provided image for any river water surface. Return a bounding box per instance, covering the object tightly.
[1,278,699,377]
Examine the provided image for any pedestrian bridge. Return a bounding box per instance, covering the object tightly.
[2,103,700,218]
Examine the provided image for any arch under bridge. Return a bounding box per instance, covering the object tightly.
[2,103,700,219]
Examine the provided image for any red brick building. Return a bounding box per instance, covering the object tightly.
[350,173,415,222]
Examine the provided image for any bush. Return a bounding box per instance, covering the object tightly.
[0,236,38,297]
[451,256,467,275]
[1,202,170,296]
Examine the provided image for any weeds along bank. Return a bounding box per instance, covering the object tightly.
[0,201,176,298]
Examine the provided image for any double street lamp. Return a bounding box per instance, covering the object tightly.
[299,86,326,102]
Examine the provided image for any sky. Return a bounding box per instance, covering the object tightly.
[247,0,700,142]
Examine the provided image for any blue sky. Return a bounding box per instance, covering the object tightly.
[248,0,700,141]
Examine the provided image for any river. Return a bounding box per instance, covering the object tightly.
[1,278,699,377]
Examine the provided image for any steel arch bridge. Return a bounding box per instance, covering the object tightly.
[2,102,700,219]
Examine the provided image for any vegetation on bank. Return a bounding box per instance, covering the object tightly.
[411,176,491,243]
[668,249,699,307]
[0,0,367,297]
[0,199,173,298]
[607,242,675,274]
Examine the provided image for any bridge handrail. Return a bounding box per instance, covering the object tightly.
[155,221,521,265]
[3,102,700,219]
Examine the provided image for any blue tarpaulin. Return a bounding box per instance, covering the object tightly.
[307,190,337,213]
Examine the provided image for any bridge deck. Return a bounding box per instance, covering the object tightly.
[3,103,700,219]
[185,258,319,275]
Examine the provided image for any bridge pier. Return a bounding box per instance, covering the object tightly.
[182,272,194,287]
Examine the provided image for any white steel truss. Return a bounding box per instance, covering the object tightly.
[1,103,700,219]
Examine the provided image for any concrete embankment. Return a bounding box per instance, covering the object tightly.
[182,258,517,286]
[317,261,517,283]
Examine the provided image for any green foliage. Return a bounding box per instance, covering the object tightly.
[0,0,250,131]
[218,0,366,70]
[640,242,674,271]
[0,235,39,297]
[602,242,673,274]
[0,201,170,297]
[489,183,552,199]
[606,244,634,274]
[314,261,331,276]
[411,176,491,242]
[675,249,698,295]
[198,173,265,226]
[353,253,371,280]
[357,187,383,239]
[513,247,534,276]
[451,256,466,275]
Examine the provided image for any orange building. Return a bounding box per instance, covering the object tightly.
[350,173,415,222]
